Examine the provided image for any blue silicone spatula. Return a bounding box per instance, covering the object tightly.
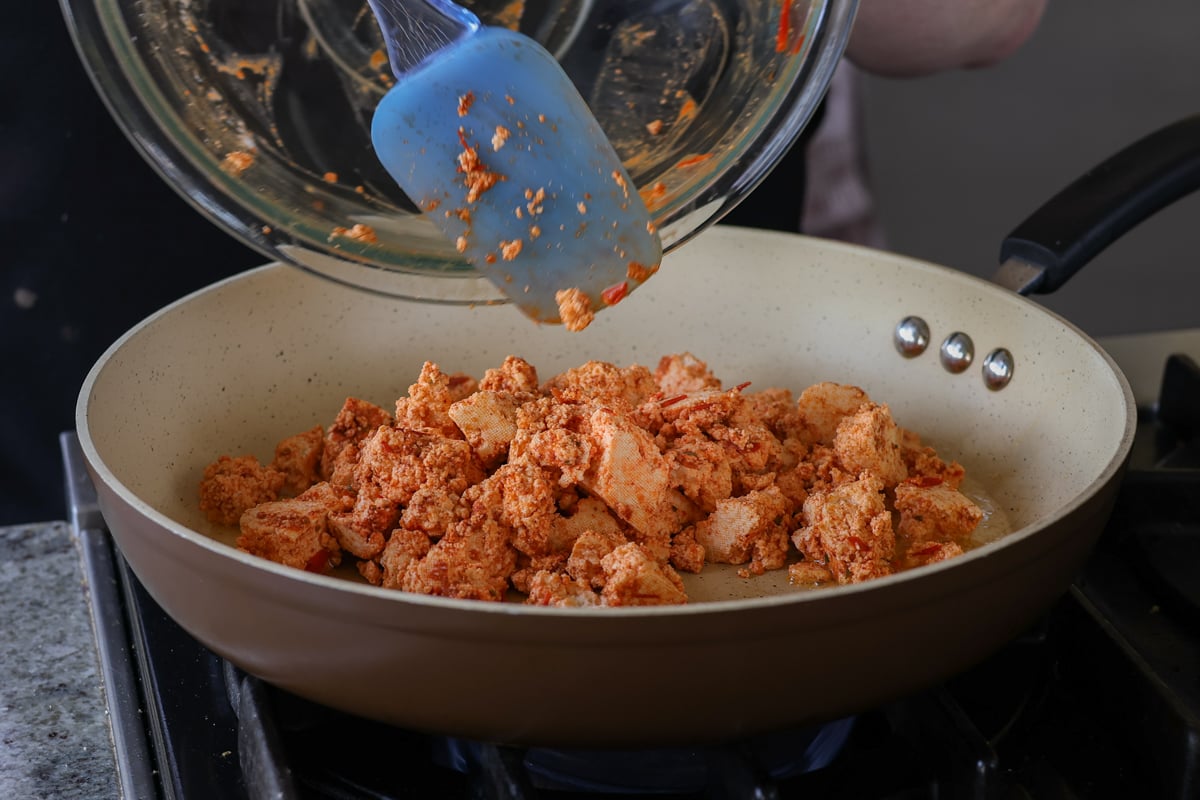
[367,0,663,330]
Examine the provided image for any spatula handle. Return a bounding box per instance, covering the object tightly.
[367,0,479,76]
[999,114,1200,294]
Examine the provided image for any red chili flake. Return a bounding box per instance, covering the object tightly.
[911,542,944,557]
[791,30,807,56]
[676,153,714,169]
[659,393,687,408]
[678,97,698,121]
[731,381,752,393]
[907,475,945,488]
[847,535,869,552]
[601,281,628,305]
[305,550,331,573]
[776,0,791,53]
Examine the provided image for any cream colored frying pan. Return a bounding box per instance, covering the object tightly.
[76,117,1199,745]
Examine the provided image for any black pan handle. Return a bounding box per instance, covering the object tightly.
[997,114,1200,295]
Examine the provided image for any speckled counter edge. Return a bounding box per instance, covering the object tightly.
[0,523,119,799]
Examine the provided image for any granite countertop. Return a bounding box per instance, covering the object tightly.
[0,522,118,799]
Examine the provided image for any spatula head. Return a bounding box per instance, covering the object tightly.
[371,27,662,329]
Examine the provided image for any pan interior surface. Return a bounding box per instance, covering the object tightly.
[79,226,1133,611]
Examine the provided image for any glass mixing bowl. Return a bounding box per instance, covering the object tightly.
[61,0,857,303]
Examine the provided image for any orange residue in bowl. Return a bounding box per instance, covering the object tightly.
[330,223,378,244]
[220,151,256,177]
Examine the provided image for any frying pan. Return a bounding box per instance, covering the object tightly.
[77,117,1200,746]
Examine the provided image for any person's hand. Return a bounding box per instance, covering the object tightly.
[846,0,1048,77]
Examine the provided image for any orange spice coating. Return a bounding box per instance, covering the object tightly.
[330,224,378,244]
[457,128,503,203]
[220,151,256,177]
[199,455,285,526]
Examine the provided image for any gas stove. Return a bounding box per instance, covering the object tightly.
[63,331,1200,800]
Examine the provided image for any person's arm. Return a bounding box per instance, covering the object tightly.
[845,0,1048,77]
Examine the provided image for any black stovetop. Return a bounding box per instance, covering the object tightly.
[63,353,1200,800]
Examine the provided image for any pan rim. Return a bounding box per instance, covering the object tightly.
[75,237,1137,623]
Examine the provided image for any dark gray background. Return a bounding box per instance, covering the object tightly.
[859,2,1200,337]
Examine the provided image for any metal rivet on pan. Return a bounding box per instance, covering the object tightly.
[894,316,931,357]
[982,348,1015,390]
[940,332,974,373]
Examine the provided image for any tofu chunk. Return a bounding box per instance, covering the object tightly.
[401,517,517,602]
[355,426,484,505]
[548,497,625,555]
[833,403,908,487]
[900,429,967,490]
[580,407,671,538]
[665,436,734,512]
[270,425,324,496]
[543,360,658,411]
[237,497,342,573]
[394,361,465,439]
[327,481,396,559]
[567,528,628,588]
[654,352,722,395]
[379,528,432,590]
[894,479,983,544]
[797,382,870,445]
[479,355,540,394]
[525,571,601,607]
[599,543,688,606]
[794,474,895,584]
[693,486,791,574]
[321,397,392,480]
[199,455,285,526]
[448,390,522,469]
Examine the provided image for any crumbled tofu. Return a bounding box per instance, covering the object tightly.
[237,497,342,573]
[567,528,628,589]
[203,353,982,603]
[579,407,671,539]
[797,382,871,445]
[354,426,484,506]
[894,479,983,544]
[543,360,658,411]
[525,570,601,607]
[271,426,324,496]
[599,543,688,606]
[448,390,523,469]
[900,429,968,489]
[554,287,595,332]
[693,486,790,574]
[327,481,395,559]
[395,361,466,440]
[654,352,722,395]
[479,355,540,394]
[833,403,908,487]
[320,397,391,481]
[401,517,517,601]
[199,455,285,526]
[548,497,624,554]
[794,474,895,584]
